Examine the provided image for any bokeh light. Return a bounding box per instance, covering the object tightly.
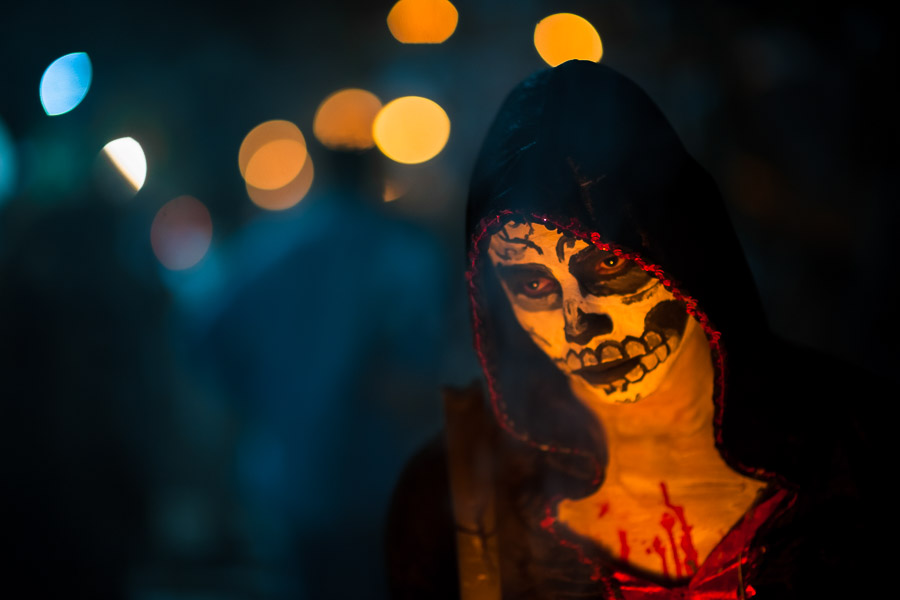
[387,0,458,44]
[313,89,383,150]
[151,196,213,270]
[245,139,307,190]
[238,120,307,190]
[373,96,450,164]
[383,179,407,203]
[534,13,603,67]
[0,116,16,204]
[40,52,92,116]
[247,155,315,211]
[101,137,147,192]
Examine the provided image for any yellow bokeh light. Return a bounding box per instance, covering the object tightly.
[313,89,383,150]
[373,96,450,165]
[238,120,307,189]
[387,0,458,44]
[534,13,603,67]
[247,155,315,211]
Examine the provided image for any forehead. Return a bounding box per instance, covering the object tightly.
[488,220,590,265]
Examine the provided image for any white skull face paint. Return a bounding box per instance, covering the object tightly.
[488,219,694,404]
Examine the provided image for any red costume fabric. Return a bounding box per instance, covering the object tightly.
[608,489,792,600]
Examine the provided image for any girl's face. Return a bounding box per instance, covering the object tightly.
[488,219,693,405]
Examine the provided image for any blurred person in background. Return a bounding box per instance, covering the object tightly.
[197,148,448,599]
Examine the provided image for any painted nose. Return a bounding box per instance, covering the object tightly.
[563,300,613,344]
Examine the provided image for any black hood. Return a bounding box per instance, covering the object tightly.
[465,61,809,488]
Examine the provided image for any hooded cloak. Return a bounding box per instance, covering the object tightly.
[388,61,879,600]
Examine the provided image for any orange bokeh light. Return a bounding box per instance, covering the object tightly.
[534,13,603,67]
[245,139,307,190]
[247,155,315,211]
[373,96,450,165]
[383,179,407,203]
[238,120,308,190]
[151,195,213,270]
[313,89,383,150]
[387,0,458,44]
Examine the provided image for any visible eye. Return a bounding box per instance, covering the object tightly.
[517,276,560,298]
[594,254,628,276]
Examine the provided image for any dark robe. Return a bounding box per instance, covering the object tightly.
[387,61,884,599]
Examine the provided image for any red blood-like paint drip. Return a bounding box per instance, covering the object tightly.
[597,502,610,518]
[660,511,682,577]
[540,503,556,530]
[660,482,699,575]
[651,536,669,578]
[617,530,630,561]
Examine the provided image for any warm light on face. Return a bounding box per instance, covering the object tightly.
[101,137,147,192]
[40,52,92,116]
[313,88,383,150]
[533,13,603,67]
[247,155,314,211]
[238,120,308,190]
[373,96,450,164]
[151,195,213,270]
[488,220,690,404]
[387,0,458,44]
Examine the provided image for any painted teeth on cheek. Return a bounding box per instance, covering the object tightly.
[625,365,644,382]
[642,330,663,349]
[600,345,623,363]
[581,350,599,367]
[654,344,669,361]
[566,350,582,371]
[640,353,659,370]
[667,335,680,353]
[624,340,646,358]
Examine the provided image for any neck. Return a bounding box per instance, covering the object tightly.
[570,320,735,495]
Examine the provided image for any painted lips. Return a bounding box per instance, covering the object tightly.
[575,355,645,385]
[567,328,679,392]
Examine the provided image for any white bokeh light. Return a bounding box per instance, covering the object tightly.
[102,137,147,192]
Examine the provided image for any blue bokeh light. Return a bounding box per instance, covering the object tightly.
[0,116,16,204]
[39,52,92,116]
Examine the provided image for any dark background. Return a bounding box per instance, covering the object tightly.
[0,1,895,598]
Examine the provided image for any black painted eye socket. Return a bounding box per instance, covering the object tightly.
[569,247,652,296]
[494,264,562,302]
